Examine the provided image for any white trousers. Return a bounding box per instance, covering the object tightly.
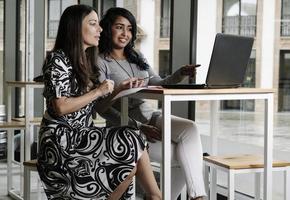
[148,115,206,199]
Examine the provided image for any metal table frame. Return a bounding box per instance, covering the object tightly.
[121,88,274,200]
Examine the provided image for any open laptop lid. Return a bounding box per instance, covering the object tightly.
[205,33,254,88]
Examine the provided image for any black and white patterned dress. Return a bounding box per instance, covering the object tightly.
[37,50,147,200]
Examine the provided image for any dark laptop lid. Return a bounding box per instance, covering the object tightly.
[161,33,254,89]
[205,33,254,87]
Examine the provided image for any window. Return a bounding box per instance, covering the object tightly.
[279,51,290,111]
[159,50,170,78]
[222,0,257,37]
[47,0,78,38]
[160,0,170,38]
[0,0,3,104]
[99,0,116,17]
[221,0,256,110]
[281,0,290,36]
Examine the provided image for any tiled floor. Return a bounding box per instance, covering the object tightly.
[0,160,47,200]
[0,161,19,200]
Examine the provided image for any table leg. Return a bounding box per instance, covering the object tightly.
[162,95,171,200]
[7,86,12,121]
[210,101,219,155]
[264,95,273,200]
[228,170,235,200]
[285,167,290,200]
[120,97,128,126]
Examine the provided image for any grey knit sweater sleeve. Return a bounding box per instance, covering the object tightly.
[147,66,186,85]
[96,56,141,128]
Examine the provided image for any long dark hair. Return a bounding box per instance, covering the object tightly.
[52,4,99,93]
[99,7,149,70]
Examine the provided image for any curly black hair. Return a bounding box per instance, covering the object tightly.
[99,7,149,70]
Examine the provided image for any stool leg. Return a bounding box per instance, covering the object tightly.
[228,170,235,200]
[23,166,31,200]
[7,129,13,194]
[254,172,261,200]
[210,167,217,200]
[20,130,25,197]
[285,166,290,200]
[180,184,187,200]
[37,175,41,200]
[204,164,210,197]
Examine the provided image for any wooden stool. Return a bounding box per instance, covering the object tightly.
[203,154,290,200]
[23,159,39,200]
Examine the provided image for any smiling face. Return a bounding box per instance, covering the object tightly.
[111,16,133,50]
[82,11,102,50]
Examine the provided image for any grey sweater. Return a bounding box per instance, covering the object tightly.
[97,54,185,127]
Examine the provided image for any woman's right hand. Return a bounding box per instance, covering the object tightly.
[140,124,162,143]
[98,79,115,97]
[116,78,144,92]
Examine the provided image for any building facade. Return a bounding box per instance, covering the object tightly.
[0,0,290,128]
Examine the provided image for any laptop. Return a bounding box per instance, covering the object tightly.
[162,33,254,89]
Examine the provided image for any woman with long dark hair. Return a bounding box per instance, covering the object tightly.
[98,7,206,200]
[37,5,161,200]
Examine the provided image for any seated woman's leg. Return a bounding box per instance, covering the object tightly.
[109,150,161,200]
[136,150,161,200]
[148,141,186,199]
[154,115,206,199]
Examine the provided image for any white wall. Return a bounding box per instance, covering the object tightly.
[260,1,275,88]
[196,0,218,84]
[139,0,155,68]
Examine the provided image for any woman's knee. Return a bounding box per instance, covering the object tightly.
[172,119,199,143]
[178,119,198,139]
[185,119,197,132]
[171,115,197,132]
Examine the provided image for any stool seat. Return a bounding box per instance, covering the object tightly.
[23,159,37,168]
[203,154,290,200]
[0,120,25,129]
[204,154,290,169]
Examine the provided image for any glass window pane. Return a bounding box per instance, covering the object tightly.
[48,0,77,38]
[241,0,256,16]
[62,0,78,12]
[279,51,290,111]
[0,0,3,103]
[102,0,115,16]
[282,0,290,15]
[281,0,290,36]
[48,20,59,38]
[223,0,239,16]
[223,0,256,36]
[160,0,170,38]
[223,0,239,34]
[49,0,60,20]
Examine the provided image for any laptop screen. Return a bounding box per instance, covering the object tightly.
[206,33,254,87]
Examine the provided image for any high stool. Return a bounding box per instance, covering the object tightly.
[203,154,290,200]
[23,159,40,200]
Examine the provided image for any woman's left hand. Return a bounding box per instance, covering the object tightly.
[180,64,201,77]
